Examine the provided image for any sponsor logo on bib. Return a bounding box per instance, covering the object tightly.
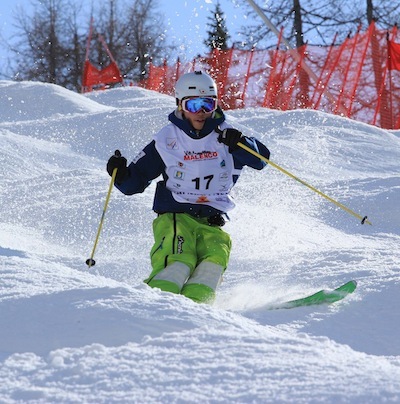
[184,150,218,161]
[167,138,178,150]
[196,195,210,203]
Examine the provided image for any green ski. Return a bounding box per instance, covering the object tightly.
[270,280,357,310]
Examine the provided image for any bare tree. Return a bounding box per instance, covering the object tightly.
[8,0,86,90]
[241,0,400,49]
[9,0,71,84]
[126,0,167,79]
[85,0,167,82]
[67,6,86,91]
[7,0,166,89]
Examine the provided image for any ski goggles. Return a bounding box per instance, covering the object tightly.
[181,97,218,114]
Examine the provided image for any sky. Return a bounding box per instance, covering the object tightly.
[161,0,245,58]
[0,0,249,67]
[0,79,399,402]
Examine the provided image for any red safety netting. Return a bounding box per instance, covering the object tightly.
[82,60,122,90]
[81,19,123,93]
[140,22,400,129]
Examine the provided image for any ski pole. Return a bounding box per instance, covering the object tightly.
[237,141,371,225]
[86,152,119,267]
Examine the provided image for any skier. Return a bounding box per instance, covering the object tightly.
[107,71,270,303]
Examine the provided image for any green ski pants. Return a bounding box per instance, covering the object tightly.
[144,212,232,302]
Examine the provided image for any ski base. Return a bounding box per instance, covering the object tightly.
[269,280,357,310]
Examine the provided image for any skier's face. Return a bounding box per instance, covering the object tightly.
[180,96,217,131]
[183,109,213,130]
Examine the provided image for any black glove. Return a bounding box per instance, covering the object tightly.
[107,150,128,183]
[217,128,243,152]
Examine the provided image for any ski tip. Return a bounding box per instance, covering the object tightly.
[346,279,357,288]
[343,279,357,287]
[335,280,357,294]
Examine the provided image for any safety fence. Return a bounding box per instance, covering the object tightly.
[139,22,400,130]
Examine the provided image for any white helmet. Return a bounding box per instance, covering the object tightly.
[175,71,218,100]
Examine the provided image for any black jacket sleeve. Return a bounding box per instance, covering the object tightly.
[232,137,270,170]
[115,140,164,195]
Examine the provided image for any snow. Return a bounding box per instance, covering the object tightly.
[0,80,399,403]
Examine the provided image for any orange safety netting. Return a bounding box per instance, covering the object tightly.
[140,22,400,129]
[82,60,123,90]
[81,19,123,93]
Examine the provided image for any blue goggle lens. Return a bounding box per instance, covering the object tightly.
[182,97,217,113]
